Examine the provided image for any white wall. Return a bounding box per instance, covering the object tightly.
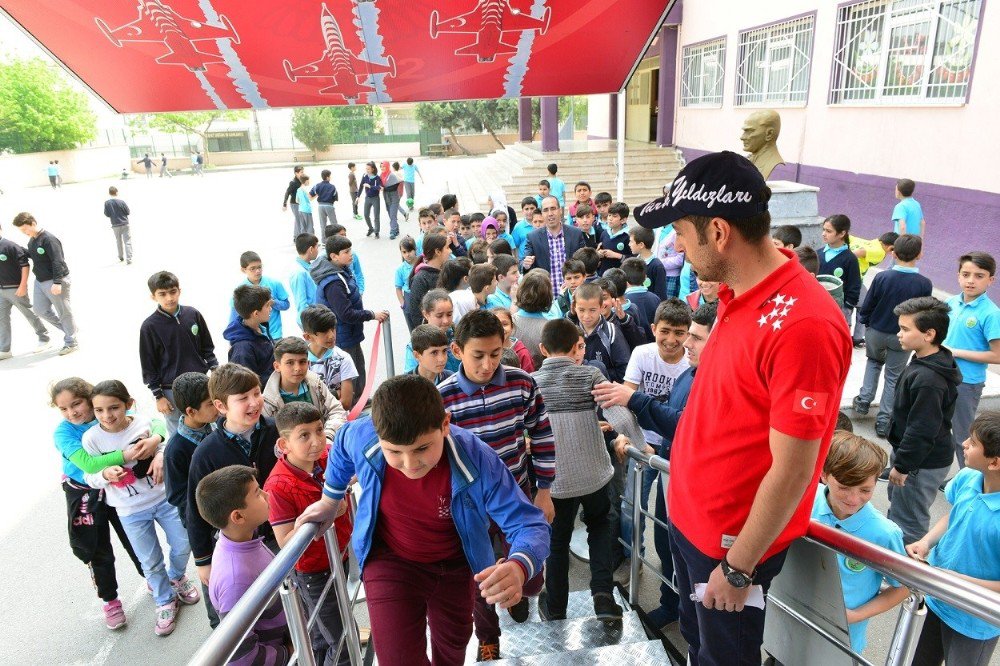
[673,0,999,193]
[0,145,130,189]
[587,94,611,138]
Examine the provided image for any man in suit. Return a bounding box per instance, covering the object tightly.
[523,195,587,296]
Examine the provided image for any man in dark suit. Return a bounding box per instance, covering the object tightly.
[523,195,587,295]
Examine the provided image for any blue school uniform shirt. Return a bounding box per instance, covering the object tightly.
[547,177,566,207]
[811,485,906,654]
[403,328,462,374]
[296,187,312,214]
[511,220,533,259]
[394,261,413,294]
[401,163,419,183]
[486,288,513,310]
[232,275,290,339]
[927,468,1000,640]
[678,262,696,299]
[289,257,317,323]
[942,292,1000,385]
[351,253,366,295]
[892,198,923,235]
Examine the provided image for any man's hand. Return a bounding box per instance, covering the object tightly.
[523,255,535,269]
[150,451,165,485]
[592,381,635,409]
[156,396,174,416]
[197,564,211,587]
[906,539,931,563]
[373,310,390,323]
[474,559,527,609]
[702,563,752,612]
[294,496,342,538]
[533,488,554,524]
[889,468,908,487]
[15,285,26,298]
[51,284,62,296]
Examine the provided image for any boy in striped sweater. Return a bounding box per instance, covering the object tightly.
[437,309,555,661]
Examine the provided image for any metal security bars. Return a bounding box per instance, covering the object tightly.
[829,0,984,105]
[735,15,815,106]
[623,446,1000,666]
[680,38,726,107]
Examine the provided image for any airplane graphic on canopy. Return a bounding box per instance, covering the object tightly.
[0,0,674,113]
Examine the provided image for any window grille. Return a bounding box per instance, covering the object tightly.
[736,15,815,106]
[681,38,726,107]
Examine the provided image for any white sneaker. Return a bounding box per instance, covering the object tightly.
[0,351,12,361]
[36,338,51,352]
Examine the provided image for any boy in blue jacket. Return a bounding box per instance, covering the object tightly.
[310,235,388,398]
[223,284,275,388]
[592,301,717,630]
[295,374,551,666]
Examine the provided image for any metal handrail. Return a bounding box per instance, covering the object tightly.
[623,445,1000,629]
[188,522,322,666]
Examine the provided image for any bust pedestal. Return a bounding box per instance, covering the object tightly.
[767,180,823,247]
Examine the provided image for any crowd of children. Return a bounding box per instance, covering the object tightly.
[21,161,998,666]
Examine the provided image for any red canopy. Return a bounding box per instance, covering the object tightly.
[1,0,673,112]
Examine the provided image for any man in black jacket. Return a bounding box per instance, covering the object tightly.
[281,165,305,240]
[886,296,962,544]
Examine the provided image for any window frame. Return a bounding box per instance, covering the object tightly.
[734,12,817,108]
[680,36,727,108]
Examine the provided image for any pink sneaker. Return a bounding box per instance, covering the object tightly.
[171,575,201,605]
[103,599,126,630]
[154,600,178,636]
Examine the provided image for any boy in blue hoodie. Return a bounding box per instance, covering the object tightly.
[224,284,275,388]
[294,374,551,665]
[310,235,387,398]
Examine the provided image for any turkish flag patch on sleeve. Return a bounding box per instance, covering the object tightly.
[793,390,829,415]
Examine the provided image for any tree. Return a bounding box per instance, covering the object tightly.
[0,58,97,153]
[127,110,248,161]
[415,100,520,152]
[291,107,336,159]
[325,105,382,144]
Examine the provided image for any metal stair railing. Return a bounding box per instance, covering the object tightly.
[623,445,1000,666]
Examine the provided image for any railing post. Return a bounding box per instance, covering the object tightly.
[325,530,365,665]
[886,592,926,666]
[280,577,319,666]
[381,318,396,378]
[628,457,643,605]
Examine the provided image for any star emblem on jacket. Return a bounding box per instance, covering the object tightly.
[758,293,798,331]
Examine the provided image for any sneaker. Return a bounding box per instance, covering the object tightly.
[851,396,870,416]
[103,599,127,630]
[537,590,565,622]
[875,423,888,438]
[366,228,374,237]
[36,336,51,351]
[126,259,132,265]
[476,642,500,661]
[171,575,201,605]
[154,600,178,636]
[593,592,623,622]
[58,344,79,356]
[507,595,530,623]
[389,232,399,240]
[613,558,632,585]
[354,214,362,221]
[0,351,11,361]
[853,339,866,349]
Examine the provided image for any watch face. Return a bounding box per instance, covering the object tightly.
[726,571,751,588]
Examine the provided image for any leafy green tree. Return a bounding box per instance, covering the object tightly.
[325,105,382,144]
[415,99,521,152]
[0,58,97,153]
[415,102,469,154]
[291,107,336,159]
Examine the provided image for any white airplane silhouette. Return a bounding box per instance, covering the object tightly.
[430,0,550,63]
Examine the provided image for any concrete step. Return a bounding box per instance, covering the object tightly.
[490,640,674,665]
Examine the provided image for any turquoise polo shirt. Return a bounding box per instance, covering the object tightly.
[811,485,906,653]
[486,288,512,310]
[943,292,1000,385]
[892,198,923,235]
[394,261,413,294]
[927,468,1000,640]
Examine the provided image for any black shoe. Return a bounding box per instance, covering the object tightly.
[853,339,866,349]
[507,595,530,623]
[476,642,500,661]
[879,466,891,481]
[593,592,623,622]
[875,423,888,438]
[389,232,399,240]
[852,396,870,416]
[366,228,373,237]
[374,234,380,239]
[537,590,564,622]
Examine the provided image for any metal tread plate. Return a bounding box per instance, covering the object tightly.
[499,588,629,627]
[489,639,671,665]
[485,610,647,660]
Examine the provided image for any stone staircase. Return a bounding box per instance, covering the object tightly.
[464,588,678,665]
[463,142,685,213]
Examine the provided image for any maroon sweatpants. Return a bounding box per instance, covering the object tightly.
[364,550,473,666]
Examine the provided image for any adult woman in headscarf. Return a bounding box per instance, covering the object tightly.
[486,191,518,233]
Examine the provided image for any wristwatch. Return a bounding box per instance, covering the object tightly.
[721,556,755,588]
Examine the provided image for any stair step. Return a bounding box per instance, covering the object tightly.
[483,609,648,661]
[499,587,628,627]
[490,639,674,665]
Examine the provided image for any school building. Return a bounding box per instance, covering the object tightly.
[584,0,999,295]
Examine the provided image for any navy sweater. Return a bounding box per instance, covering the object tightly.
[223,318,275,387]
[26,230,69,284]
[311,257,372,349]
[818,246,862,308]
[139,305,218,399]
[582,319,631,382]
[186,417,280,565]
[0,238,30,289]
[858,269,933,334]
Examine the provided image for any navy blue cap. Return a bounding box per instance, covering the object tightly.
[633,151,769,229]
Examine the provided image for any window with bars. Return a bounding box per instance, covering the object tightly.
[735,15,815,106]
[681,38,726,107]
[829,0,983,104]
